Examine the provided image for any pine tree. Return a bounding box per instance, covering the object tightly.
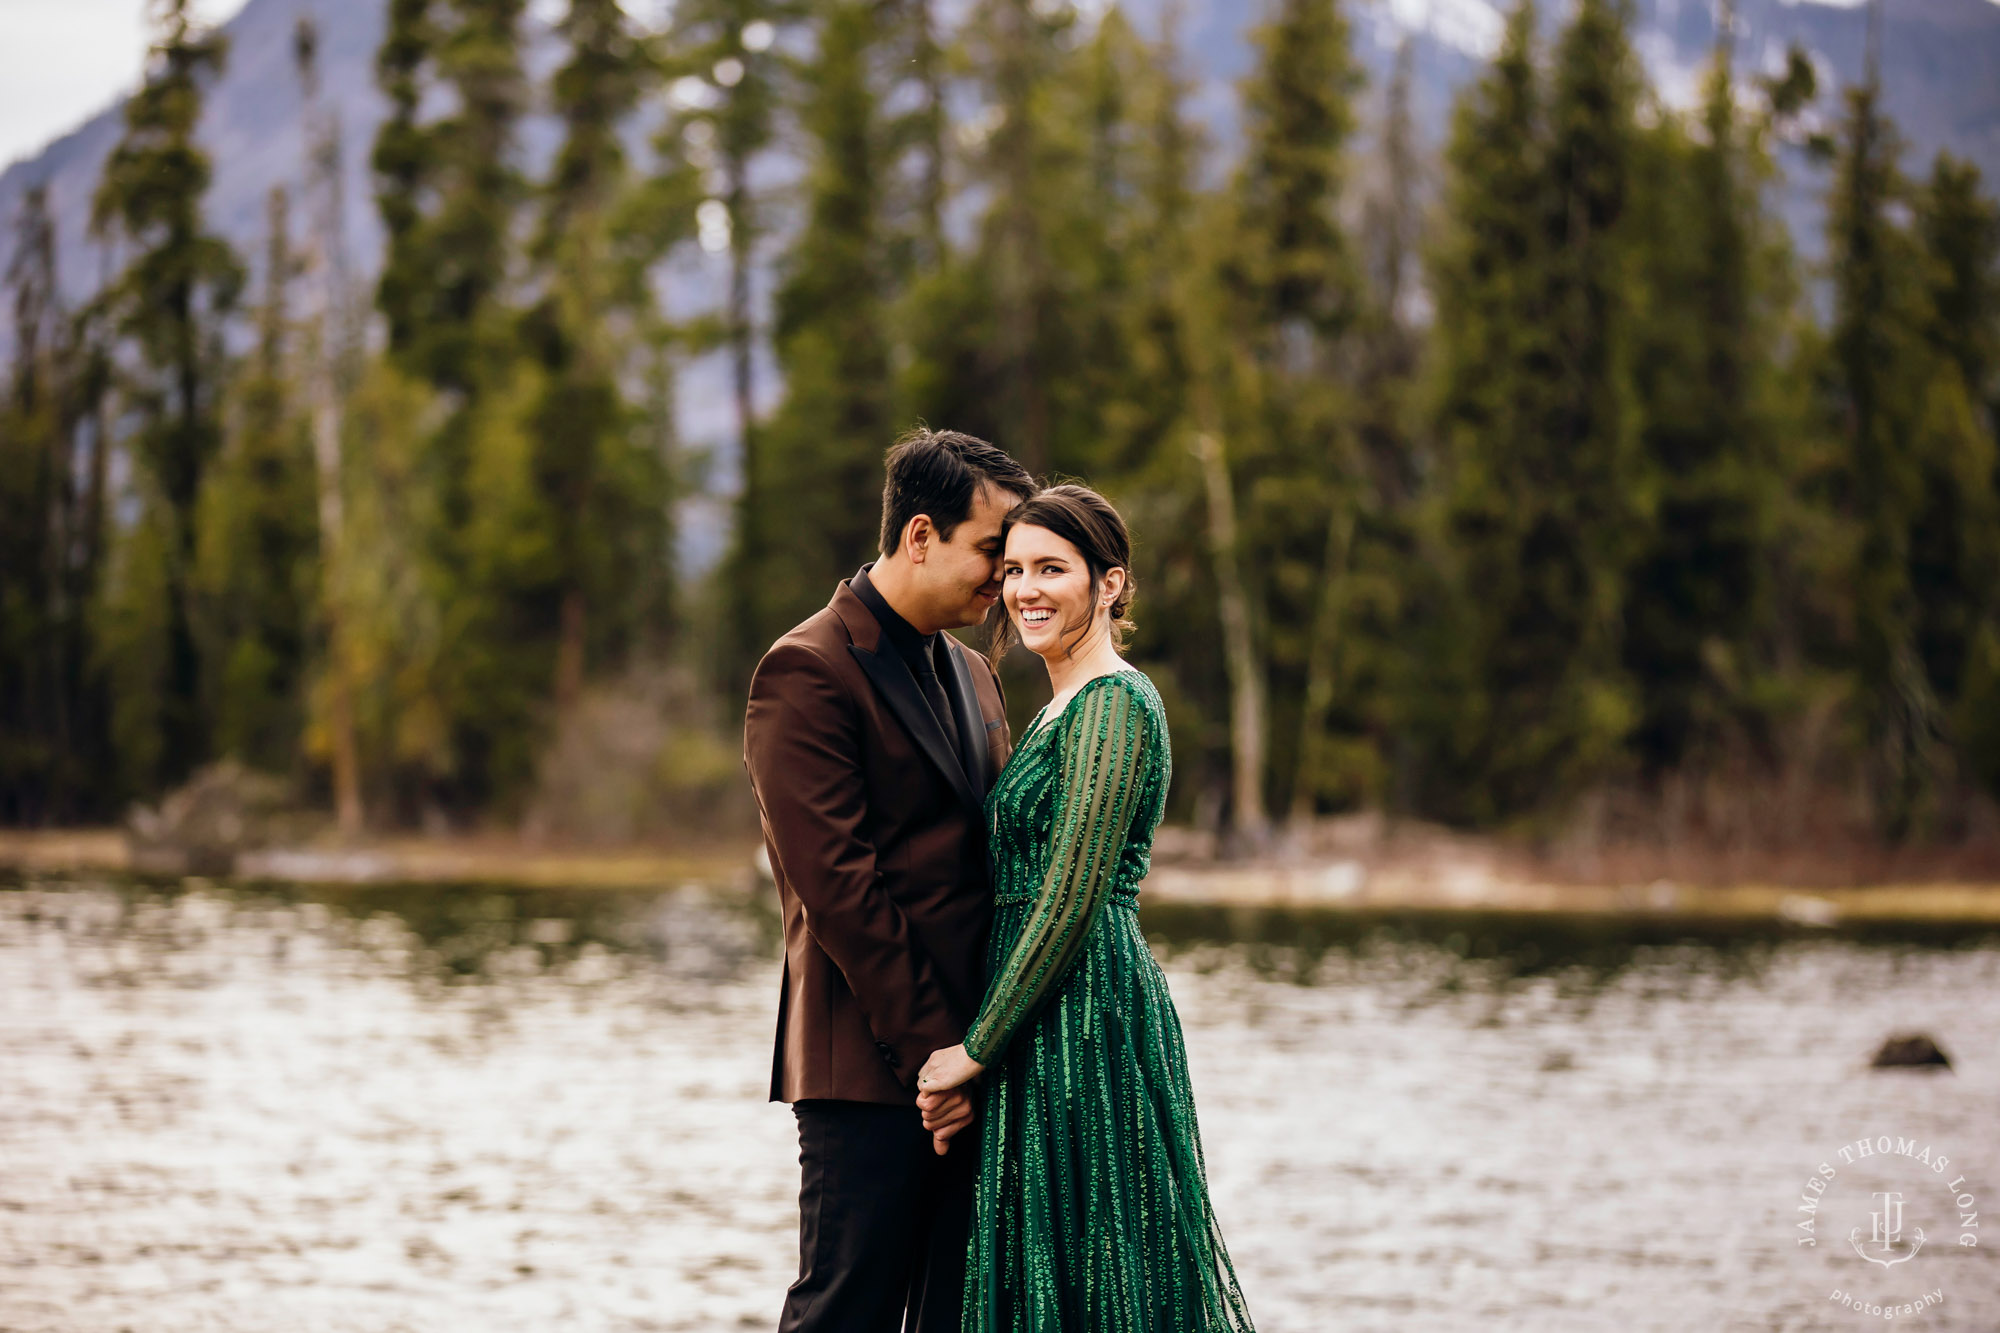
[982,0,1060,475]
[901,0,1140,480]
[89,0,244,792]
[1043,5,1148,480]
[1204,0,1364,837]
[1919,155,1999,430]
[63,270,121,818]
[369,0,542,811]
[1427,0,1645,823]
[1102,2,1199,473]
[1356,36,1421,495]
[750,0,897,646]
[1292,34,1424,822]
[1076,5,1248,831]
[658,0,794,684]
[1536,0,1645,758]
[194,189,318,772]
[526,0,669,714]
[1825,68,1939,835]
[1620,13,1795,774]
[609,34,709,658]
[1910,154,2000,801]
[1425,0,1552,823]
[294,14,364,833]
[891,0,948,270]
[0,187,71,819]
[372,0,438,374]
[374,0,527,401]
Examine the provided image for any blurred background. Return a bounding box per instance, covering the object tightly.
[2,0,1999,1328]
[0,0,1998,862]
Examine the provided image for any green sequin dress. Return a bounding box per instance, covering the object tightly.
[960,668,1256,1333]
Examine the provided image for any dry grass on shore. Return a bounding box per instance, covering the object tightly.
[6,816,2000,924]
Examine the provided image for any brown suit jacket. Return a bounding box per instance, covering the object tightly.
[744,578,1012,1105]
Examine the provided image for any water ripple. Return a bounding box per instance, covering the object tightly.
[2,877,1995,1331]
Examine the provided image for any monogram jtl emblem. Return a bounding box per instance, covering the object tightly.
[1850,1191,1926,1267]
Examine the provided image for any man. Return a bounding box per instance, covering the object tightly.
[743,427,1036,1333]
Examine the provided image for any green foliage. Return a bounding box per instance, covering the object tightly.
[88,0,244,793]
[658,0,798,683]
[1428,2,1552,820]
[526,0,675,710]
[324,361,453,804]
[1422,0,1653,823]
[1919,155,2000,423]
[0,186,78,819]
[1619,33,1802,775]
[364,0,681,816]
[374,0,527,398]
[194,191,318,774]
[1825,77,1950,833]
[1911,156,2000,801]
[909,0,1133,478]
[366,0,538,813]
[745,0,897,648]
[1215,0,1366,817]
[1230,0,1361,339]
[9,0,2000,851]
[92,496,178,802]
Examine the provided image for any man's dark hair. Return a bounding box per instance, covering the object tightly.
[878,427,1036,557]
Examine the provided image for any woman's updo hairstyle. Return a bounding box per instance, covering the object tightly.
[985,483,1137,669]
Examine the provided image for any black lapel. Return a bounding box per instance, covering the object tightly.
[849,643,982,811]
[941,638,988,802]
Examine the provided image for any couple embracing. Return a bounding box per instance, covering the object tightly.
[743,428,1256,1333]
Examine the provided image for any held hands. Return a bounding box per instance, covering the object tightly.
[918,1043,984,1094]
[915,1044,986,1156]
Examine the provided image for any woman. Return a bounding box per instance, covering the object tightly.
[916,485,1256,1333]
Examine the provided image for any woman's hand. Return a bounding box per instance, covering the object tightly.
[917,1043,984,1096]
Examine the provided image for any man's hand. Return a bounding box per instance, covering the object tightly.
[916,1085,976,1156]
[915,1044,985,1154]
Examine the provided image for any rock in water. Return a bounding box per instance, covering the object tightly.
[1870,1033,1952,1070]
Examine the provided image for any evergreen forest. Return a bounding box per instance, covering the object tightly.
[4,0,1997,861]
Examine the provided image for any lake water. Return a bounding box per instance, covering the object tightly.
[3,873,1997,1331]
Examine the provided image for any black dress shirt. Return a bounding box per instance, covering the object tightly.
[851,563,962,767]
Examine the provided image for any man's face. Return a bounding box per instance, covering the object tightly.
[916,483,1014,631]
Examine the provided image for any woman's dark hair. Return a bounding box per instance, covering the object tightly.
[879,426,1036,556]
[985,483,1136,669]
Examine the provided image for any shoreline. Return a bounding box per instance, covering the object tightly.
[4,827,2000,925]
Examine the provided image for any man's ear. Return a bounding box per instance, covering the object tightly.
[906,514,933,565]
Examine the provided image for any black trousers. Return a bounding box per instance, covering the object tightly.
[778,1098,978,1333]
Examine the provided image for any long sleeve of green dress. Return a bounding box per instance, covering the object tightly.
[962,676,1148,1067]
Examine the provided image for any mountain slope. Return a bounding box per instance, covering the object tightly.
[1,0,1996,366]
[0,0,386,331]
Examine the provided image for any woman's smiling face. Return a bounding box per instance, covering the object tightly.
[1003,522,1104,658]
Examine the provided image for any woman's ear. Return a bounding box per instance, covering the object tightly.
[1101,567,1127,608]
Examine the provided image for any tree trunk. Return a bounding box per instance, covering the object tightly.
[298,18,363,835]
[554,586,586,714]
[728,156,756,455]
[1291,500,1354,825]
[909,0,945,267]
[1192,429,1268,847]
[311,347,363,835]
[995,0,1047,474]
[726,148,764,677]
